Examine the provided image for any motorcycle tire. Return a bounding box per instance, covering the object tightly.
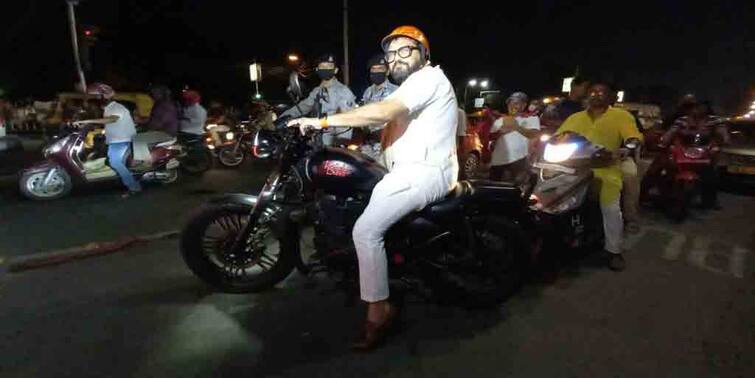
[180,202,297,293]
[434,215,527,308]
[668,181,693,222]
[217,146,246,168]
[181,148,213,175]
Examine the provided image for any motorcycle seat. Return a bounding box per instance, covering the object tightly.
[419,181,471,217]
[465,179,522,202]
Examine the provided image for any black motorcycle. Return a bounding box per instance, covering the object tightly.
[180,119,530,307]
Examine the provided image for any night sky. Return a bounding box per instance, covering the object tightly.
[2,0,754,113]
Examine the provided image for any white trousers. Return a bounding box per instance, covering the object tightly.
[353,164,456,302]
[601,197,623,254]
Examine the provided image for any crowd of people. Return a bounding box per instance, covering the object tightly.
[2,21,734,351]
[280,24,735,350]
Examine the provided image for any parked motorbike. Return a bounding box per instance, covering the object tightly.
[19,126,181,200]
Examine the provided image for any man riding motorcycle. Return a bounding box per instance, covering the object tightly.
[288,25,458,350]
[281,53,357,146]
[74,83,141,197]
[642,101,729,209]
[556,80,643,271]
[132,85,179,168]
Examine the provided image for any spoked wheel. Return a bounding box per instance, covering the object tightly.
[180,203,297,293]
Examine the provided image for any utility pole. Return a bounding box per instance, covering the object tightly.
[66,0,87,92]
[342,0,350,86]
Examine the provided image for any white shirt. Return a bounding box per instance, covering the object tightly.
[490,115,540,165]
[179,104,207,135]
[383,65,458,172]
[103,101,136,144]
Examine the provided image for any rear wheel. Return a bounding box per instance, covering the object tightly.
[181,148,213,175]
[668,181,694,222]
[180,203,297,293]
[433,216,527,308]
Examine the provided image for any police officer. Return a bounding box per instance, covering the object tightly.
[281,53,356,146]
[361,54,398,105]
[358,54,399,161]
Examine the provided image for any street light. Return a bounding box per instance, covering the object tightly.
[464,79,478,110]
[480,80,489,88]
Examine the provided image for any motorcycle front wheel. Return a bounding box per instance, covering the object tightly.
[180,202,297,293]
[217,145,246,168]
[19,167,72,201]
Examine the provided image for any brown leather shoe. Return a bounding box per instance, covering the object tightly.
[351,305,400,352]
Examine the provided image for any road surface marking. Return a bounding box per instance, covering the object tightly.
[730,246,748,279]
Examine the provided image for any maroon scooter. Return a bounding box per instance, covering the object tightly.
[19,127,182,200]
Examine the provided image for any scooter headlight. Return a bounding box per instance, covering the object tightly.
[45,138,67,155]
[225,132,235,140]
[543,142,579,163]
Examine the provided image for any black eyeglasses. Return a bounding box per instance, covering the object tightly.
[384,46,420,63]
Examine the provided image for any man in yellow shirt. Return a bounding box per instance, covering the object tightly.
[557,81,643,271]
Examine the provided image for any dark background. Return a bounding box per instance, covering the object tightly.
[1,0,754,113]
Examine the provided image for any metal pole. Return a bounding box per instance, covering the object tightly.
[66,0,87,92]
[342,0,350,86]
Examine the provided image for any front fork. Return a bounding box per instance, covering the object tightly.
[42,167,58,187]
[229,171,283,255]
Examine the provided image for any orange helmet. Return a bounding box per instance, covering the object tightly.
[381,25,430,56]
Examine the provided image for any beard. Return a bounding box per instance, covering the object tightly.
[390,60,421,85]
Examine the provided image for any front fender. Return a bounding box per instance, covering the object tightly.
[21,160,60,175]
[209,193,258,209]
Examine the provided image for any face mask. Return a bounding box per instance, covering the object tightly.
[370,73,386,85]
[317,69,336,81]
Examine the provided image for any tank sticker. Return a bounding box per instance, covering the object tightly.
[321,160,354,177]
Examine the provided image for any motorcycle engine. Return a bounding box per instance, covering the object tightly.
[314,194,368,255]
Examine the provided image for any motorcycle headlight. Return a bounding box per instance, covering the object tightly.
[543,142,579,163]
[252,129,278,159]
[683,147,706,159]
[225,132,235,140]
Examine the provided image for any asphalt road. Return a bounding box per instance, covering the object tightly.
[1,180,753,377]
